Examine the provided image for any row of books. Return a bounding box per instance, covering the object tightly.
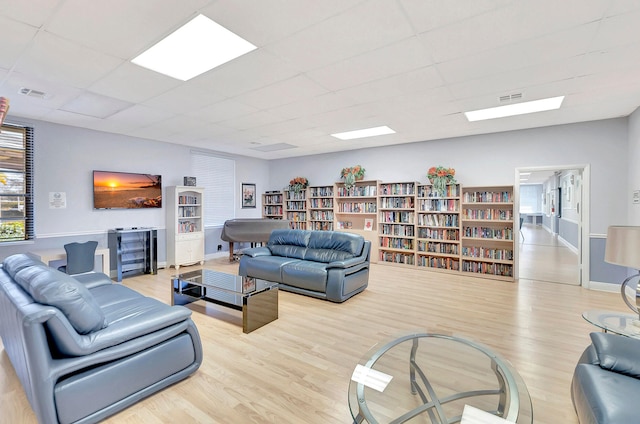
[461,247,514,260]
[263,194,282,204]
[285,191,306,200]
[379,183,416,195]
[289,222,307,230]
[417,228,460,240]
[417,256,460,270]
[263,206,283,215]
[178,206,199,217]
[417,184,460,198]
[310,222,333,231]
[379,197,415,208]
[417,199,459,212]
[178,195,199,205]
[309,198,333,208]
[417,213,459,227]
[461,261,513,276]
[380,223,415,237]
[379,251,415,265]
[286,212,307,221]
[379,236,414,250]
[417,241,459,255]
[462,226,514,240]
[337,202,377,213]
[463,191,512,203]
[285,201,306,211]
[336,185,377,197]
[309,211,334,220]
[178,222,199,233]
[308,187,333,197]
[379,211,414,224]
[461,208,513,220]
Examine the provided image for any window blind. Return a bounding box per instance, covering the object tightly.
[190,151,235,227]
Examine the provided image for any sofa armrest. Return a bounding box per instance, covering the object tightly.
[590,332,640,378]
[241,246,272,258]
[47,303,193,357]
[327,256,367,269]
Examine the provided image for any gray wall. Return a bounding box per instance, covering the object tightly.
[0,115,633,287]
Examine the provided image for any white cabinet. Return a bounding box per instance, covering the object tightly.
[167,186,205,269]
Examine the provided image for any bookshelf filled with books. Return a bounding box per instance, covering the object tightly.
[378,182,417,266]
[259,181,515,280]
[262,190,284,219]
[415,183,461,274]
[284,188,307,230]
[460,186,515,281]
[308,185,334,231]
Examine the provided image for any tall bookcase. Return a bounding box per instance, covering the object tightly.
[415,183,461,274]
[258,181,515,280]
[378,182,416,266]
[166,186,205,270]
[308,185,334,230]
[460,186,515,281]
[284,188,307,230]
[262,190,284,219]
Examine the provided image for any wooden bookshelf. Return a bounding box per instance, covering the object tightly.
[378,182,417,267]
[284,188,307,230]
[262,190,284,219]
[415,183,461,274]
[460,186,515,281]
[308,185,334,231]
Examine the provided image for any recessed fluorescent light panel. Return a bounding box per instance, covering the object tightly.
[131,14,256,81]
[464,96,565,122]
[331,126,396,140]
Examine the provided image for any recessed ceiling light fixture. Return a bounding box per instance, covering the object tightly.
[331,125,396,140]
[464,96,565,122]
[131,14,256,81]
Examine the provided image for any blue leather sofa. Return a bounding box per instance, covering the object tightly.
[0,254,202,424]
[239,229,371,302]
[571,332,640,423]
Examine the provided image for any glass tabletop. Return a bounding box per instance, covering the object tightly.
[348,333,533,424]
[582,309,640,338]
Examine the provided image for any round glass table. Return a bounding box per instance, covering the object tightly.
[582,310,640,338]
[348,333,533,424]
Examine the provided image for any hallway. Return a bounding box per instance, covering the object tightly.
[518,222,580,285]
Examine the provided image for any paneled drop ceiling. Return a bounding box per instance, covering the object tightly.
[1,0,639,159]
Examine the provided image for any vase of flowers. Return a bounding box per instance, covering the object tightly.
[427,166,456,197]
[340,165,365,190]
[288,176,309,193]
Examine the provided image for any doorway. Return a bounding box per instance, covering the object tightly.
[515,165,590,286]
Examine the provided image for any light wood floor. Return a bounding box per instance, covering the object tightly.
[0,248,624,424]
[518,223,580,285]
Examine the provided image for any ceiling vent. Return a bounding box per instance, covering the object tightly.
[19,87,48,99]
[499,93,522,102]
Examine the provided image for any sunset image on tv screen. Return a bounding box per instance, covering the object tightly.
[93,171,162,209]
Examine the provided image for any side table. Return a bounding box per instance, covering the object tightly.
[582,310,640,338]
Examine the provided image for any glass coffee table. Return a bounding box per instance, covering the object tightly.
[582,310,640,338]
[171,269,278,333]
[349,333,533,423]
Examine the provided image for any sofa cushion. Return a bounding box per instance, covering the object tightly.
[281,261,328,292]
[15,265,107,334]
[3,253,43,279]
[590,331,640,378]
[241,255,301,282]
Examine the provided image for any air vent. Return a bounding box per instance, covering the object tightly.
[19,87,47,99]
[499,93,522,102]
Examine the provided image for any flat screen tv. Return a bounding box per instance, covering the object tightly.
[93,170,162,209]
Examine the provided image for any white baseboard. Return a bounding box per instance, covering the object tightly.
[587,281,620,293]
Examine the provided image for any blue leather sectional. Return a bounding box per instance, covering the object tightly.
[0,254,202,424]
[239,229,371,302]
[571,332,640,423]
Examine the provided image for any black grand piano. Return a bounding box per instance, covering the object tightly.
[220,218,290,261]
